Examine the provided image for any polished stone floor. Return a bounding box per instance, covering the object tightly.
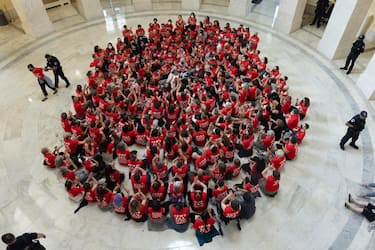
[0,1,375,250]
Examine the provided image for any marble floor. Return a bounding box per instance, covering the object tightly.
[0,1,375,250]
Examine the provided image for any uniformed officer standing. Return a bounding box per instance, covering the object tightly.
[340,35,365,75]
[310,0,329,28]
[45,54,71,88]
[340,111,367,150]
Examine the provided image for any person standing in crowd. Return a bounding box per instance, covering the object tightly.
[45,54,71,88]
[310,0,329,28]
[2,232,46,250]
[339,111,367,150]
[28,64,57,102]
[340,35,366,75]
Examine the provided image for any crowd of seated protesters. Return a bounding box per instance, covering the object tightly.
[40,13,310,246]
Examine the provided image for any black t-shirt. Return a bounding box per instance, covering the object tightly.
[7,233,37,250]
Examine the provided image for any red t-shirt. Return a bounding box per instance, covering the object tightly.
[223,204,241,219]
[189,192,208,213]
[265,175,279,193]
[148,207,165,220]
[285,142,297,160]
[44,153,56,168]
[150,184,166,201]
[213,186,229,202]
[193,217,215,233]
[32,67,44,79]
[193,130,207,147]
[131,174,149,194]
[171,206,190,224]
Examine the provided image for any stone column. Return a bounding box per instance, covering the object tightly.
[228,0,250,17]
[76,0,103,20]
[133,0,152,12]
[273,0,307,34]
[357,54,375,100]
[317,0,372,59]
[181,0,201,11]
[10,0,54,38]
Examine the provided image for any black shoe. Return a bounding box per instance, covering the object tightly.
[236,222,242,231]
[349,143,359,149]
[53,89,58,95]
[339,143,345,150]
[348,193,352,203]
[66,83,70,88]
[41,96,48,102]
[346,71,351,75]
[124,216,131,221]
[340,67,347,70]
[344,202,349,209]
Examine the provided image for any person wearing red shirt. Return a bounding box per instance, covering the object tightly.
[169,175,185,203]
[297,97,310,120]
[270,149,286,171]
[72,96,85,119]
[227,159,242,179]
[296,123,309,144]
[41,147,59,168]
[213,180,229,204]
[96,185,113,210]
[189,179,208,213]
[113,192,129,214]
[212,163,227,181]
[65,180,84,202]
[193,210,220,246]
[152,157,168,181]
[147,200,168,231]
[238,132,254,158]
[115,141,129,166]
[171,158,188,180]
[134,125,149,147]
[218,192,242,231]
[193,152,208,170]
[260,166,280,197]
[167,202,190,233]
[63,133,80,156]
[121,124,135,146]
[150,175,167,202]
[130,166,149,195]
[60,112,72,133]
[286,109,300,131]
[283,136,298,160]
[28,64,57,101]
[192,126,207,147]
[128,191,148,222]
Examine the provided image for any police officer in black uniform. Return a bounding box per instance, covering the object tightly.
[340,35,365,75]
[310,0,329,28]
[2,232,46,250]
[45,54,71,88]
[340,111,367,150]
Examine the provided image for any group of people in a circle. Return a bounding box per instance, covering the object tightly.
[41,13,310,246]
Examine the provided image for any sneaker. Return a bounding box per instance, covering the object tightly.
[53,89,58,95]
[348,193,352,203]
[340,67,347,70]
[349,143,359,149]
[41,97,48,102]
[339,143,345,150]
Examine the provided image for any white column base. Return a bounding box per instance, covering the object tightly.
[76,0,103,20]
[357,54,375,100]
[274,0,307,34]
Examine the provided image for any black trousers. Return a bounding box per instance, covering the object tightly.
[54,67,70,87]
[340,128,360,146]
[38,78,56,96]
[343,53,359,74]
